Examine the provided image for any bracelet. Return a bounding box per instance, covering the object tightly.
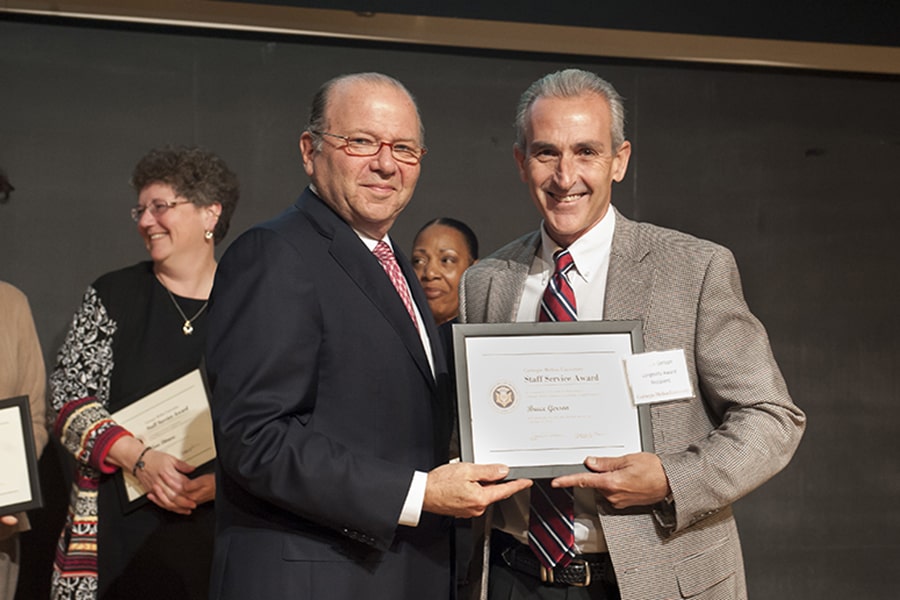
[131,445,153,477]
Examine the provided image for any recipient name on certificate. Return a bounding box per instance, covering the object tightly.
[112,369,216,503]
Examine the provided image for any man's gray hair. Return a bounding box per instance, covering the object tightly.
[306,72,425,150]
[514,69,626,151]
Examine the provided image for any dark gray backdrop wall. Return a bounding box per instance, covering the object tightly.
[2,15,899,600]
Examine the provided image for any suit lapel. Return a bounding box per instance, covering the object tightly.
[397,245,445,379]
[300,190,436,387]
[488,231,540,322]
[604,209,654,323]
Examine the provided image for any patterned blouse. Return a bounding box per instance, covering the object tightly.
[49,262,210,600]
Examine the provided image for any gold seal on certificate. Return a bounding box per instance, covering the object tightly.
[453,321,653,479]
[491,384,517,410]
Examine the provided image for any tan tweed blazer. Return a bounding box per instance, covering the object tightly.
[459,208,806,600]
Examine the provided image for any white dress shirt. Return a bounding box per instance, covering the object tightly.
[356,232,432,527]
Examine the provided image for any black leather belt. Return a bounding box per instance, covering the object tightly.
[493,534,615,588]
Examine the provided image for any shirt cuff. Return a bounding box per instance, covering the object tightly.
[398,470,428,527]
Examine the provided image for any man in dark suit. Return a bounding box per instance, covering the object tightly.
[459,69,806,600]
[205,73,530,600]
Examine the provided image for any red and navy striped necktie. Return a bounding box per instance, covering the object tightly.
[539,249,577,322]
[529,248,577,569]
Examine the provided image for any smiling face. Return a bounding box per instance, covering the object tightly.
[514,92,631,248]
[411,224,476,325]
[136,182,219,267]
[300,79,423,240]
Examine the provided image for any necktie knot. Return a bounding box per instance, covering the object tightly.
[373,240,395,263]
[553,249,575,277]
[540,248,577,323]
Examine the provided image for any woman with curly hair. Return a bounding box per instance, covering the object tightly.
[50,146,239,600]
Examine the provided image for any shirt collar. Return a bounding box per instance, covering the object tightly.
[356,229,392,252]
[539,208,615,283]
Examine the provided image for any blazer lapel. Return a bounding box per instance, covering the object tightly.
[474,216,650,325]
[605,209,654,323]
[300,190,435,387]
[489,231,540,322]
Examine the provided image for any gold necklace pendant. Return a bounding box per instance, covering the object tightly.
[157,274,208,336]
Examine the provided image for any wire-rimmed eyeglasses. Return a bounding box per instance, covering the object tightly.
[309,130,427,165]
[130,200,192,222]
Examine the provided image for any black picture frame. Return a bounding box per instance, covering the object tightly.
[452,320,652,479]
[0,395,43,514]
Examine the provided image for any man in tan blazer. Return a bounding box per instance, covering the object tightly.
[459,69,806,600]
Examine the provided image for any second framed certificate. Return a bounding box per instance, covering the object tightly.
[0,395,43,514]
[453,320,652,479]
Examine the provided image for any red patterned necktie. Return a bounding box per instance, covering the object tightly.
[529,248,577,569]
[372,240,419,330]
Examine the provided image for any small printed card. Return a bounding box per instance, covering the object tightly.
[624,349,694,405]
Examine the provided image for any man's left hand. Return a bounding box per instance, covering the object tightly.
[551,452,670,509]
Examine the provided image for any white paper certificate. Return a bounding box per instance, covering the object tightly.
[454,321,651,478]
[112,369,216,503]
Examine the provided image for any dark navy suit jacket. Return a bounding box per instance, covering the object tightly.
[206,188,453,599]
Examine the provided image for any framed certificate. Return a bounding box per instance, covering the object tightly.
[453,320,652,479]
[0,395,43,514]
[112,368,216,508]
